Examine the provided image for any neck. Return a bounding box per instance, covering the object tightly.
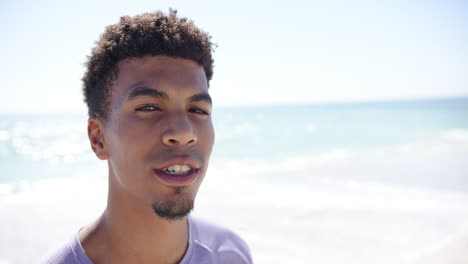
[79,177,190,264]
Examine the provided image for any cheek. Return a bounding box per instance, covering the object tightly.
[201,120,215,152]
[107,117,156,163]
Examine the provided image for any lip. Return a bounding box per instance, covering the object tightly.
[155,156,200,171]
[153,156,201,186]
[154,168,199,186]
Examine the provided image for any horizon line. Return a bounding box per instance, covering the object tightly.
[0,94,467,115]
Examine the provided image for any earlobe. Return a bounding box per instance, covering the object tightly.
[88,118,109,160]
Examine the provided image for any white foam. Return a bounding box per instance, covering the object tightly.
[215,122,259,141]
[1,118,90,162]
[442,129,468,142]
[0,130,9,141]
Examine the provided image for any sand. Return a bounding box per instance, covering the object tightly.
[409,235,468,264]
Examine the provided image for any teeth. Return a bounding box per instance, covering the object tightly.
[163,165,191,174]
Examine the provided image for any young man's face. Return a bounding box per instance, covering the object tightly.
[90,55,214,220]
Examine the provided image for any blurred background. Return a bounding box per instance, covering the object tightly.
[1,0,467,263]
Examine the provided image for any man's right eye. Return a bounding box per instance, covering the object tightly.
[135,105,161,112]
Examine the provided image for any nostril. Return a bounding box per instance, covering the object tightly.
[162,130,197,145]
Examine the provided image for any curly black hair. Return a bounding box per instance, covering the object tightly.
[82,9,215,119]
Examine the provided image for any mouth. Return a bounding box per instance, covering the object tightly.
[154,162,200,186]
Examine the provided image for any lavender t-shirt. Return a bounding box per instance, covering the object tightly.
[41,216,253,264]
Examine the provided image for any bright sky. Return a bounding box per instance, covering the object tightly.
[1,0,467,113]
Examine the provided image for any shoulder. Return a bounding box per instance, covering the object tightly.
[188,216,253,264]
[40,233,93,264]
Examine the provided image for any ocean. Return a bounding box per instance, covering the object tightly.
[1,97,468,263]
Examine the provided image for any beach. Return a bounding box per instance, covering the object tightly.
[2,156,468,264]
[409,235,468,264]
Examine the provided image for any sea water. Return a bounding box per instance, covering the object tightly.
[1,97,468,263]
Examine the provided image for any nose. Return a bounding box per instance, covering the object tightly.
[161,113,198,146]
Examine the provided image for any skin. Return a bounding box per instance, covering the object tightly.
[80,55,215,264]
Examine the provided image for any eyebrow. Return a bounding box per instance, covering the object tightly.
[127,86,212,105]
[128,86,169,101]
[189,93,212,105]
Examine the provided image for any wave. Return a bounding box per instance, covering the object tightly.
[210,128,468,192]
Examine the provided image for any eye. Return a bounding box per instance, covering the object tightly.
[135,105,161,112]
[190,108,210,116]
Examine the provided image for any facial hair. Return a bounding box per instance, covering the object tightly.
[151,187,194,221]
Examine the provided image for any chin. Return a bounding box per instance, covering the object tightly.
[151,196,194,221]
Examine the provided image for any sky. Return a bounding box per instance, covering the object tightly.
[0,0,467,113]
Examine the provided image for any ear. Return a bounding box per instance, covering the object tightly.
[88,118,109,160]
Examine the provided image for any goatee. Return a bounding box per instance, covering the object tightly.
[151,188,194,221]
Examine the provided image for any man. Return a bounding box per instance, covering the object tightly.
[41,9,252,264]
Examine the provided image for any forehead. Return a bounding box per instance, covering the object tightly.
[111,55,208,100]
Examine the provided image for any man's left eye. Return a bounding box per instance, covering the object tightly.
[190,108,209,115]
